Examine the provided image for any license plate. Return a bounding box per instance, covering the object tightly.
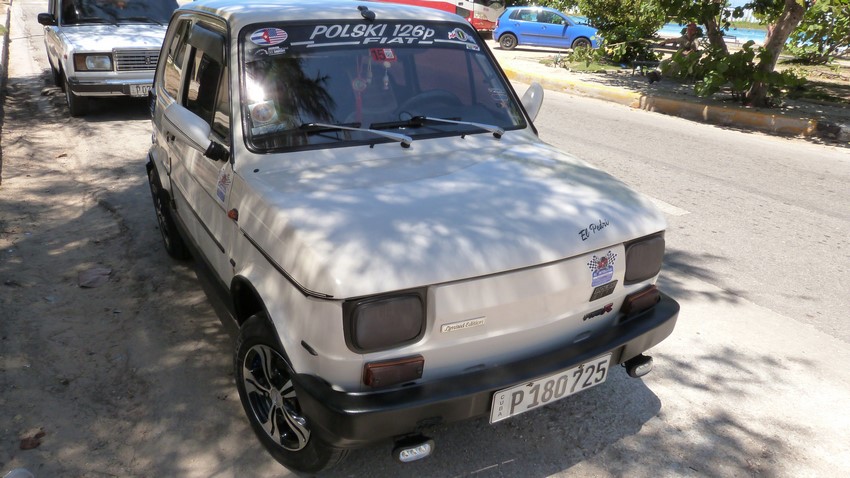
[489,354,611,424]
[131,85,151,97]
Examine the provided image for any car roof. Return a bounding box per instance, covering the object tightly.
[178,0,467,30]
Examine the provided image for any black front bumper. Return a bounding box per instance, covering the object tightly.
[295,292,679,449]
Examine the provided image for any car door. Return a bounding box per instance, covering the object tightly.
[156,18,235,282]
[536,11,571,48]
[42,0,63,72]
[512,9,547,46]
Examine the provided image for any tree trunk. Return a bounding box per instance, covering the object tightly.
[701,13,728,55]
[745,0,806,107]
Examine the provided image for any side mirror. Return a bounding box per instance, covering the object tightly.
[37,13,57,26]
[521,82,544,122]
[162,102,228,161]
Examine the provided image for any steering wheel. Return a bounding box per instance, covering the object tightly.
[396,89,461,119]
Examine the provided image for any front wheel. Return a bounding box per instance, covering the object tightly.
[499,33,518,50]
[63,75,88,117]
[571,37,592,49]
[235,314,348,473]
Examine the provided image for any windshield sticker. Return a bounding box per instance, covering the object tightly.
[370,48,397,62]
[587,251,617,287]
[216,166,232,204]
[489,88,509,108]
[254,46,288,58]
[244,22,483,54]
[448,28,469,42]
[288,23,438,47]
[249,100,279,126]
[250,28,289,46]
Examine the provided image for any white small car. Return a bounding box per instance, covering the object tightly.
[147,0,679,473]
[37,0,179,116]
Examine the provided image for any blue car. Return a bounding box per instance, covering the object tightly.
[494,6,600,50]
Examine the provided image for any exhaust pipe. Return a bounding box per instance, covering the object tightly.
[624,354,653,378]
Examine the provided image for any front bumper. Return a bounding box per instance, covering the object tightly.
[67,77,152,97]
[295,291,679,449]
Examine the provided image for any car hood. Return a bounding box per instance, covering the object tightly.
[238,137,666,298]
[59,24,167,51]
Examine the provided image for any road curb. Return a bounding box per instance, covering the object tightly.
[0,0,11,184]
[502,64,850,144]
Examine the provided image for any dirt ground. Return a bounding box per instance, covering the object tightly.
[0,4,283,474]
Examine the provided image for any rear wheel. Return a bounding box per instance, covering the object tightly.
[499,33,518,50]
[235,314,348,473]
[63,75,88,117]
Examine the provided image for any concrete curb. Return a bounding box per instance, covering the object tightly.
[502,64,850,144]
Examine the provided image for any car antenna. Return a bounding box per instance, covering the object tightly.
[357,6,376,21]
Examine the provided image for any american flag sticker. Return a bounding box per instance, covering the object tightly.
[250,28,289,46]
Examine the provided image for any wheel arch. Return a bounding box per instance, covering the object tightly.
[231,275,268,328]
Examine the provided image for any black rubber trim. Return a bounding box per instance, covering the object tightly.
[294,292,679,449]
[239,229,333,299]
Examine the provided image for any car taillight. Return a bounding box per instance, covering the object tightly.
[624,233,665,284]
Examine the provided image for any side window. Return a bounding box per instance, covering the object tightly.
[184,48,222,125]
[212,67,231,144]
[162,19,191,99]
[183,24,229,143]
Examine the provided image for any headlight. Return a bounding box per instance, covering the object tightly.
[624,233,665,284]
[74,53,113,72]
[344,292,425,353]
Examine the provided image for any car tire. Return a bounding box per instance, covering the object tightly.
[63,75,88,117]
[147,164,191,260]
[235,313,349,473]
[499,33,517,50]
[51,65,63,88]
[571,37,592,49]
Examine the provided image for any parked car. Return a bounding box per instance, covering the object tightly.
[37,0,179,116]
[494,6,600,50]
[147,0,678,473]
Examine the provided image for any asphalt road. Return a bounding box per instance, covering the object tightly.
[2,1,850,476]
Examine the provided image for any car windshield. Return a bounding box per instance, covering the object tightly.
[240,21,526,153]
[60,0,178,26]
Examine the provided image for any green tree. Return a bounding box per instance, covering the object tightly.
[745,0,810,106]
[577,0,667,62]
[787,0,850,64]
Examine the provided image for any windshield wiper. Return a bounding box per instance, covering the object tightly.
[121,16,163,25]
[416,116,504,138]
[370,116,504,139]
[300,122,412,148]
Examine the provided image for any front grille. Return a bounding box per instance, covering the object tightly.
[114,49,160,72]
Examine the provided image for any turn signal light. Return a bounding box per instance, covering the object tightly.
[364,355,424,388]
[621,285,660,317]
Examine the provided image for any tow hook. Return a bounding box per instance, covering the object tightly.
[624,354,654,378]
[393,435,435,463]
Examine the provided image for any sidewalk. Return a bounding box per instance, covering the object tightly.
[487,40,850,145]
